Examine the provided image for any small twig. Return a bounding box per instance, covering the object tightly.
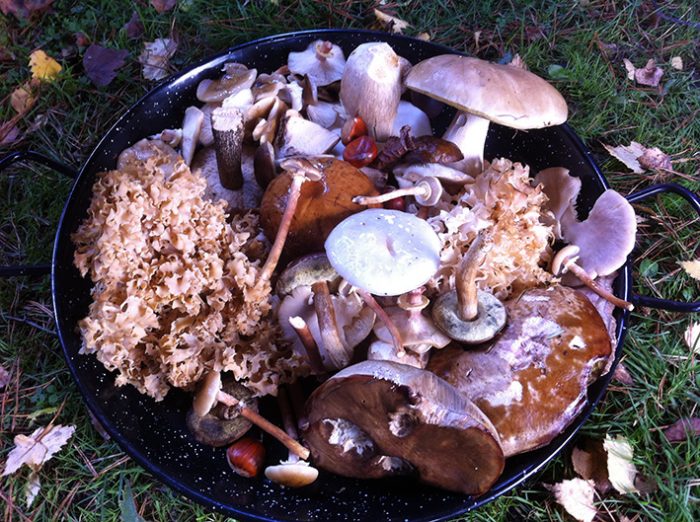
[356,288,404,356]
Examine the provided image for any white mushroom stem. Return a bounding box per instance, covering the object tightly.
[181,106,204,166]
[258,159,323,285]
[356,288,404,357]
[456,234,485,321]
[288,315,326,374]
[551,245,634,311]
[213,390,310,460]
[352,177,441,207]
[443,112,490,176]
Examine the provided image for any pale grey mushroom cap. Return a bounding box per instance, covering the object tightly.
[264,460,319,488]
[432,290,507,344]
[288,40,346,87]
[324,209,441,296]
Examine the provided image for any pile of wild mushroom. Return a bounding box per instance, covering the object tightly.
[78,39,639,495]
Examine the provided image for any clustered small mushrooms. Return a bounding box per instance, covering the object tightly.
[77,38,641,497]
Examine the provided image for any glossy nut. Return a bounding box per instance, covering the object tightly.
[226,437,265,478]
[343,135,378,168]
[341,116,368,145]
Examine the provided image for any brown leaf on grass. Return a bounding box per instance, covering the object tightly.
[679,260,700,280]
[2,424,75,475]
[507,53,528,70]
[0,0,53,19]
[604,142,671,173]
[0,123,20,145]
[151,0,176,13]
[634,474,658,494]
[0,365,10,388]
[623,58,636,80]
[374,8,410,34]
[29,50,62,81]
[684,322,700,353]
[123,11,144,39]
[623,58,663,87]
[25,472,40,507]
[546,478,597,522]
[83,44,129,87]
[603,435,640,494]
[139,38,177,81]
[10,80,39,114]
[613,362,634,385]
[572,438,613,494]
[663,418,700,442]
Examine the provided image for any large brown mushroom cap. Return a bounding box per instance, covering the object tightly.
[405,55,568,130]
[428,285,612,457]
[302,360,505,495]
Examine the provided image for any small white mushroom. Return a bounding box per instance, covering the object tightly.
[181,106,204,166]
[391,100,431,137]
[288,40,346,87]
[534,166,581,238]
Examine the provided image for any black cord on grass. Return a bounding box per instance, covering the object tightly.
[651,0,700,29]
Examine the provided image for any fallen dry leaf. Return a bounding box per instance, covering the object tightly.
[151,0,176,13]
[124,11,144,39]
[10,80,39,114]
[139,38,177,81]
[679,260,700,280]
[604,434,640,494]
[0,123,20,145]
[83,44,129,87]
[508,53,528,70]
[624,58,664,87]
[25,472,40,508]
[623,58,636,80]
[684,322,700,353]
[604,141,671,173]
[374,8,410,34]
[0,0,54,19]
[29,50,62,81]
[670,56,683,70]
[2,424,75,476]
[416,32,431,41]
[663,417,700,443]
[572,438,612,494]
[0,365,11,389]
[613,362,634,385]
[547,478,597,522]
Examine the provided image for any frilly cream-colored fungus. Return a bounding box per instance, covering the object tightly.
[428,158,554,299]
[72,144,305,400]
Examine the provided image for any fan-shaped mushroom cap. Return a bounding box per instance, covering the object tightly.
[405,55,568,130]
[535,167,581,238]
[325,209,442,296]
[265,461,319,488]
[429,285,612,457]
[302,360,505,495]
[193,371,222,417]
[394,162,473,189]
[561,189,636,278]
[288,40,346,87]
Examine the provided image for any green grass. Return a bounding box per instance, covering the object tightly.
[1,0,699,520]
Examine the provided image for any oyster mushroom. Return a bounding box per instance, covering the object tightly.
[429,285,613,457]
[288,40,346,87]
[302,360,505,495]
[197,63,257,103]
[405,55,568,175]
[534,166,581,238]
[432,234,507,344]
[192,371,309,459]
[275,111,340,158]
[340,42,403,141]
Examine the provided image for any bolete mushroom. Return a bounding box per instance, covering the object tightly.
[193,371,309,460]
[405,55,568,175]
[340,42,403,141]
[302,360,505,495]
[428,285,613,457]
[431,233,507,344]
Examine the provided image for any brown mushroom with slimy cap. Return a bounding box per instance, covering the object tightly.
[432,233,507,344]
[353,176,443,208]
[193,371,310,460]
[324,208,442,297]
[340,42,403,141]
[405,55,568,175]
[302,360,505,495]
[429,285,613,457]
[197,63,258,103]
[265,387,319,488]
[551,245,634,311]
[288,40,346,87]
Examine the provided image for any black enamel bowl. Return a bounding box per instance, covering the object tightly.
[3,29,699,522]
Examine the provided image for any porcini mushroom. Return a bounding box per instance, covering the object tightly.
[352,176,443,207]
[432,234,507,344]
[324,208,442,297]
[288,40,346,87]
[193,371,310,459]
[405,55,568,175]
[265,387,319,488]
[302,360,505,495]
[340,42,403,141]
[551,244,634,311]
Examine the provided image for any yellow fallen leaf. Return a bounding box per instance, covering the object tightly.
[548,478,597,522]
[603,434,639,494]
[29,50,62,81]
[684,322,700,354]
[416,32,431,41]
[679,259,700,280]
[2,424,75,475]
[374,9,410,34]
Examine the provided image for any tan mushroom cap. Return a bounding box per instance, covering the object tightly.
[264,461,319,488]
[405,55,568,129]
[192,371,222,417]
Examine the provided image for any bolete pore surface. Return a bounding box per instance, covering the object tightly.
[429,285,612,457]
[302,360,505,496]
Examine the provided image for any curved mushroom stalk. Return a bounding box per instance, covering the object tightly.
[432,233,507,344]
[442,112,490,176]
[353,176,443,208]
[551,245,634,311]
[393,163,474,191]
